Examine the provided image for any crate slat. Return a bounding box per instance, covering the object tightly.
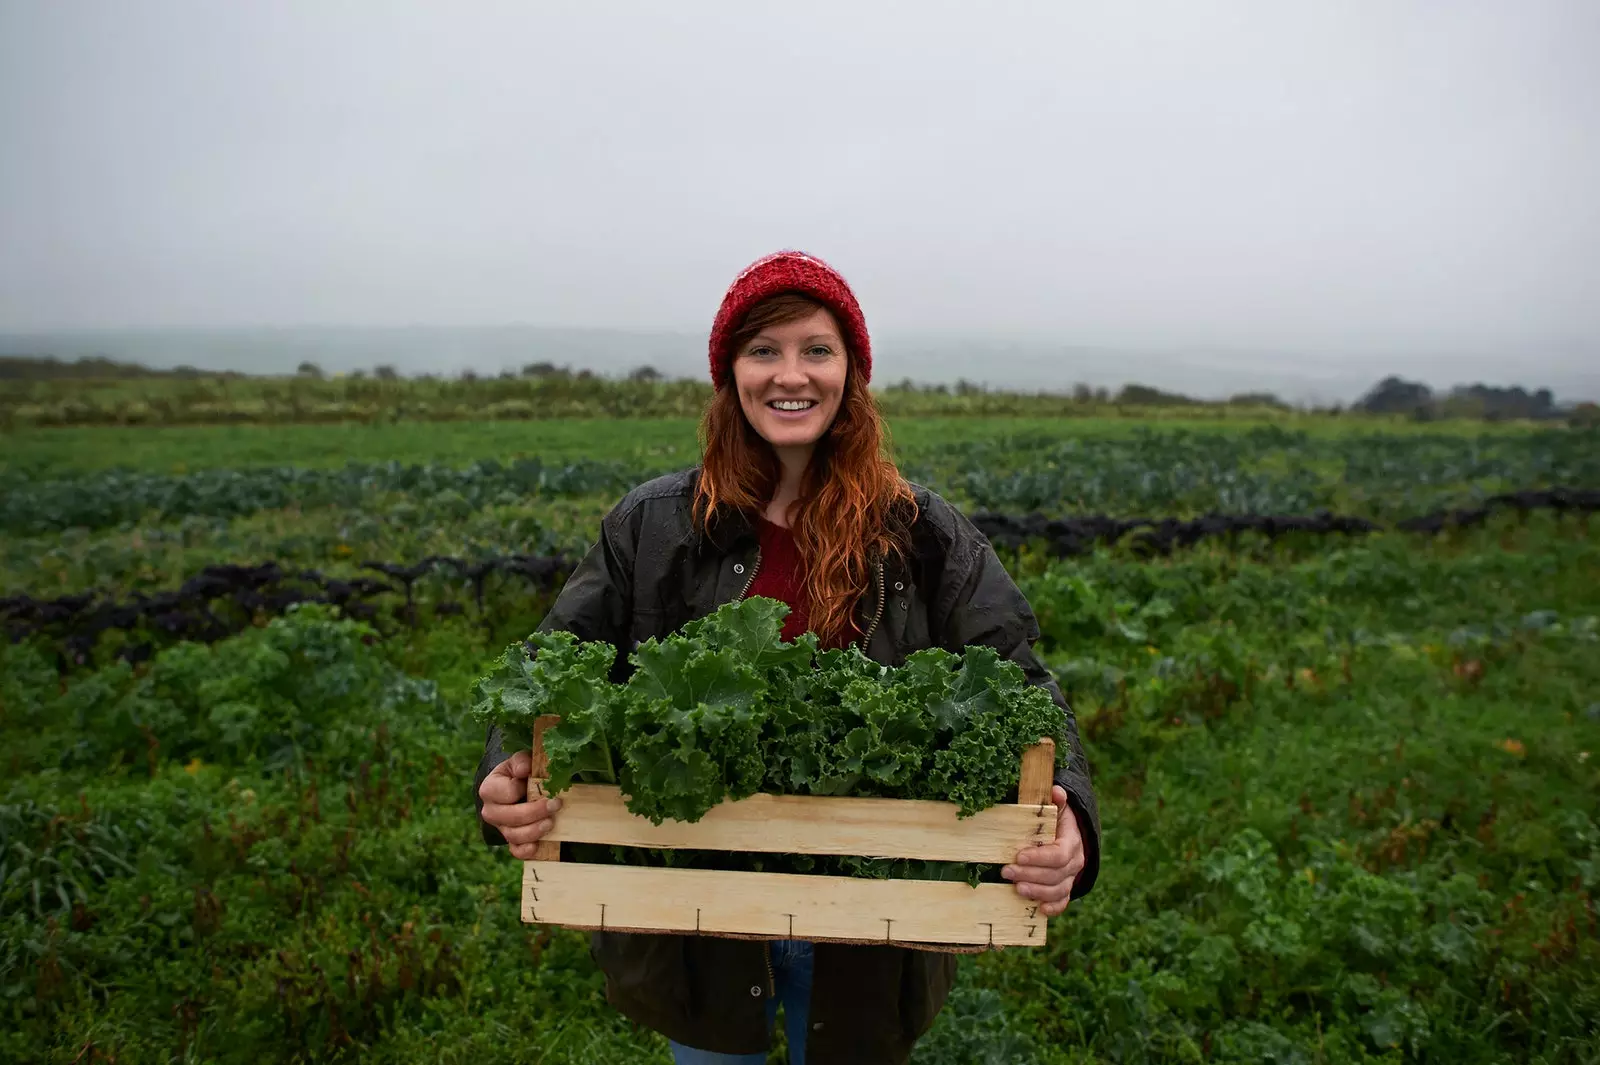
[1017,737,1056,807]
[527,715,561,862]
[523,862,1045,946]
[544,784,1052,863]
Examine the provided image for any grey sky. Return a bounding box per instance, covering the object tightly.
[1,1,1597,397]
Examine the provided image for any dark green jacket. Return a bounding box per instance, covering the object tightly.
[476,469,1100,1063]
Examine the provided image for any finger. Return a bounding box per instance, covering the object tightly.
[1041,883,1074,917]
[1026,856,1085,884]
[504,750,533,778]
[500,819,556,845]
[478,753,532,802]
[482,804,550,834]
[478,770,528,805]
[1019,846,1085,879]
[508,840,546,860]
[1018,829,1085,870]
[1004,844,1081,876]
[1053,788,1084,841]
[1013,875,1072,902]
[1014,836,1083,865]
[1002,858,1072,888]
[1014,870,1077,908]
[481,796,562,829]
[478,771,526,804]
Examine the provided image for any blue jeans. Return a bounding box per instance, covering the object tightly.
[669,939,814,1064]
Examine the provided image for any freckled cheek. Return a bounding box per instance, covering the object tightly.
[817,367,846,410]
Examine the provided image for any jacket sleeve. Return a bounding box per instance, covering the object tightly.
[936,536,1103,899]
[473,509,636,846]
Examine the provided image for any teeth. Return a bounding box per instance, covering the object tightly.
[771,400,816,411]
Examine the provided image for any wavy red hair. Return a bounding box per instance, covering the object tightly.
[694,294,915,647]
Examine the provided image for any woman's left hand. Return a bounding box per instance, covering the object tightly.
[1001,785,1085,918]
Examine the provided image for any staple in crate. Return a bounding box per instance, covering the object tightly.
[521,713,1058,949]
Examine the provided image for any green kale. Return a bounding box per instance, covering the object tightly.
[470,596,1067,877]
[468,630,621,792]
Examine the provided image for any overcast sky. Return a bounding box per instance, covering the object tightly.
[1,2,1596,394]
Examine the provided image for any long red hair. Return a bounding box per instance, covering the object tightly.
[694,294,915,646]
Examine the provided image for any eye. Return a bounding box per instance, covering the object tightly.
[805,345,834,359]
[742,345,778,360]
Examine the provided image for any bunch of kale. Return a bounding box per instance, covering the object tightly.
[471,597,1064,832]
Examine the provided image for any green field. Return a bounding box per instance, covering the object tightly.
[3,415,1598,1063]
[3,415,1475,476]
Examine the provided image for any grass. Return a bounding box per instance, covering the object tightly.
[0,413,1538,476]
[0,419,702,475]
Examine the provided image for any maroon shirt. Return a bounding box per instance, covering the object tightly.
[746,517,857,649]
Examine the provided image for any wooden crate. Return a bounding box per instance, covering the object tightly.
[521,716,1058,949]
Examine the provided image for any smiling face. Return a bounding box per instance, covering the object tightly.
[731,306,849,458]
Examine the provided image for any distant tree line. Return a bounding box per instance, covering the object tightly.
[0,355,662,385]
[880,378,1287,409]
[1351,375,1592,423]
[0,355,242,380]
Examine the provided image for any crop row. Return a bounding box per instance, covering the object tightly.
[907,426,1600,514]
[0,458,666,536]
[1,554,574,670]
[973,487,1599,558]
[7,428,1597,535]
[9,489,1595,671]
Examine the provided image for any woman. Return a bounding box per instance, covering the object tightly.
[476,251,1101,1064]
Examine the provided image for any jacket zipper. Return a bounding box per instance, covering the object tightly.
[763,942,776,998]
[735,548,762,601]
[740,548,883,651]
[857,562,885,651]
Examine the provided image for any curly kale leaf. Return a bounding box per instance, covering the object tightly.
[469,630,621,792]
[764,646,890,795]
[679,595,818,675]
[816,675,933,794]
[623,636,768,823]
[930,646,1064,814]
[925,644,1010,736]
[619,697,723,825]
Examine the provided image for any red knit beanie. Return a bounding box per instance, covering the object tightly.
[708,251,871,390]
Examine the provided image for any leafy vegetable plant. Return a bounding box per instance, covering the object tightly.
[469,597,1065,826]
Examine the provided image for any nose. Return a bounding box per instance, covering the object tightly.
[773,353,808,389]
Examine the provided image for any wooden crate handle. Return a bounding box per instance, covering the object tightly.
[1017,737,1055,807]
[528,714,562,862]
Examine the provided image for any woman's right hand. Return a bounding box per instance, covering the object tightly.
[478,750,564,859]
